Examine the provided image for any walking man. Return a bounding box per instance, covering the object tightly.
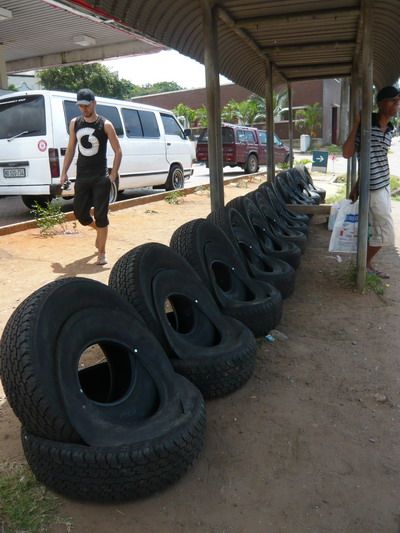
[342,86,400,278]
[61,88,122,265]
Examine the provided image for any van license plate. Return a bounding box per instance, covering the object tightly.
[3,168,26,178]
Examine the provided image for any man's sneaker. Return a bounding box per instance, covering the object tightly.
[96,253,107,265]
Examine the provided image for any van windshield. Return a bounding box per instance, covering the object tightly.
[198,127,234,144]
[0,95,46,140]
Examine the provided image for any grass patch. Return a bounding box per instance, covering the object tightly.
[390,175,400,201]
[235,179,249,189]
[164,190,185,204]
[321,144,342,154]
[0,462,71,532]
[340,263,386,295]
[326,183,346,204]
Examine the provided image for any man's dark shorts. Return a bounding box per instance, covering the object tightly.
[73,175,111,228]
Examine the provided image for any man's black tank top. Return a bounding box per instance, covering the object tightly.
[75,116,108,179]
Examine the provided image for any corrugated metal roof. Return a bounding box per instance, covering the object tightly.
[1,1,399,91]
[56,0,399,93]
[0,0,163,72]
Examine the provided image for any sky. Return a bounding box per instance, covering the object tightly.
[102,49,232,89]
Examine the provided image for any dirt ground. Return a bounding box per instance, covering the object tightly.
[1,177,400,533]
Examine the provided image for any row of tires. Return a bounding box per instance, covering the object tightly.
[0,165,325,502]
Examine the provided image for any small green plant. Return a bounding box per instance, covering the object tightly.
[31,200,66,236]
[340,263,385,295]
[0,462,71,532]
[276,161,289,170]
[194,185,210,196]
[294,158,312,166]
[235,178,249,189]
[164,190,185,204]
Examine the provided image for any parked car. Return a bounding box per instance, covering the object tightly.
[0,90,195,209]
[195,123,290,173]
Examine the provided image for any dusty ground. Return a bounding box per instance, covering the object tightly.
[1,176,400,533]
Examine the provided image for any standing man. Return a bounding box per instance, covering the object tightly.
[61,88,122,265]
[342,86,400,278]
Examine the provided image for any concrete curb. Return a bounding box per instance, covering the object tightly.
[0,174,261,237]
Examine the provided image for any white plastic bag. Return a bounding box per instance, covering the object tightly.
[328,199,358,253]
[328,200,343,231]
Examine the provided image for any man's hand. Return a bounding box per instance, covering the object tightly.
[60,173,68,185]
[349,183,359,203]
[109,173,117,183]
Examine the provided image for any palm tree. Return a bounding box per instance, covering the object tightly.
[295,103,322,137]
[221,99,264,125]
[172,103,197,128]
[195,105,208,127]
[249,91,289,120]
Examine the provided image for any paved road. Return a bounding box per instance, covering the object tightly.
[0,164,246,227]
[2,141,400,228]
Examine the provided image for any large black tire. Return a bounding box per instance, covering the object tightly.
[208,207,296,299]
[256,184,309,236]
[273,171,316,206]
[0,277,188,446]
[226,195,302,269]
[22,195,53,210]
[109,243,257,398]
[21,377,206,502]
[165,164,184,190]
[258,180,310,225]
[251,190,308,253]
[170,218,283,336]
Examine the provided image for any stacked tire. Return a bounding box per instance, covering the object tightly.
[0,278,206,502]
[0,164,324,502]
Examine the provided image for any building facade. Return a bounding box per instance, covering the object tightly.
[132,79,342,145]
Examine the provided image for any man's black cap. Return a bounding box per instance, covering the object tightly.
[76,88,95,105]
[376,86,400,103]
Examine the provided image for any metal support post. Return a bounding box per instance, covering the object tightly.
[201,0,224,211]
[265,59,275,181]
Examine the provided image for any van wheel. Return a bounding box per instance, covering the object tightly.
[22,195,52,210]
[165,165,184,190]
[244,154,259,174]
[109,179,118,204]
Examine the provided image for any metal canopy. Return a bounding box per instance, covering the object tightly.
[0,0,164,73]
[47,0,400,94]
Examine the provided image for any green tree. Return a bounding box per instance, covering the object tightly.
[38,63,136,99]
[249,91,288,120]
[172,103,197,127]
[195,105,208,127]
[130,81,183,97]
[221,99,263,125]
[296,103,322,137]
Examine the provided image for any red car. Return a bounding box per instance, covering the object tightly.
[196,123,290,173]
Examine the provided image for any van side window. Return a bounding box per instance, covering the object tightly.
[161,113,184,139]
[0,95,46,140]
[121,109,143,137]
[138,111,160,138]
[244,130,256,143]
[258,131,267,144]
[237,130,246,142]
[64,101,80,131]
[96,105,124,136]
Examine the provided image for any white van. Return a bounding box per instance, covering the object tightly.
[0,90,195,209]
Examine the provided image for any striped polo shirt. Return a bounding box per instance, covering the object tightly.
[355,113,393,190]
